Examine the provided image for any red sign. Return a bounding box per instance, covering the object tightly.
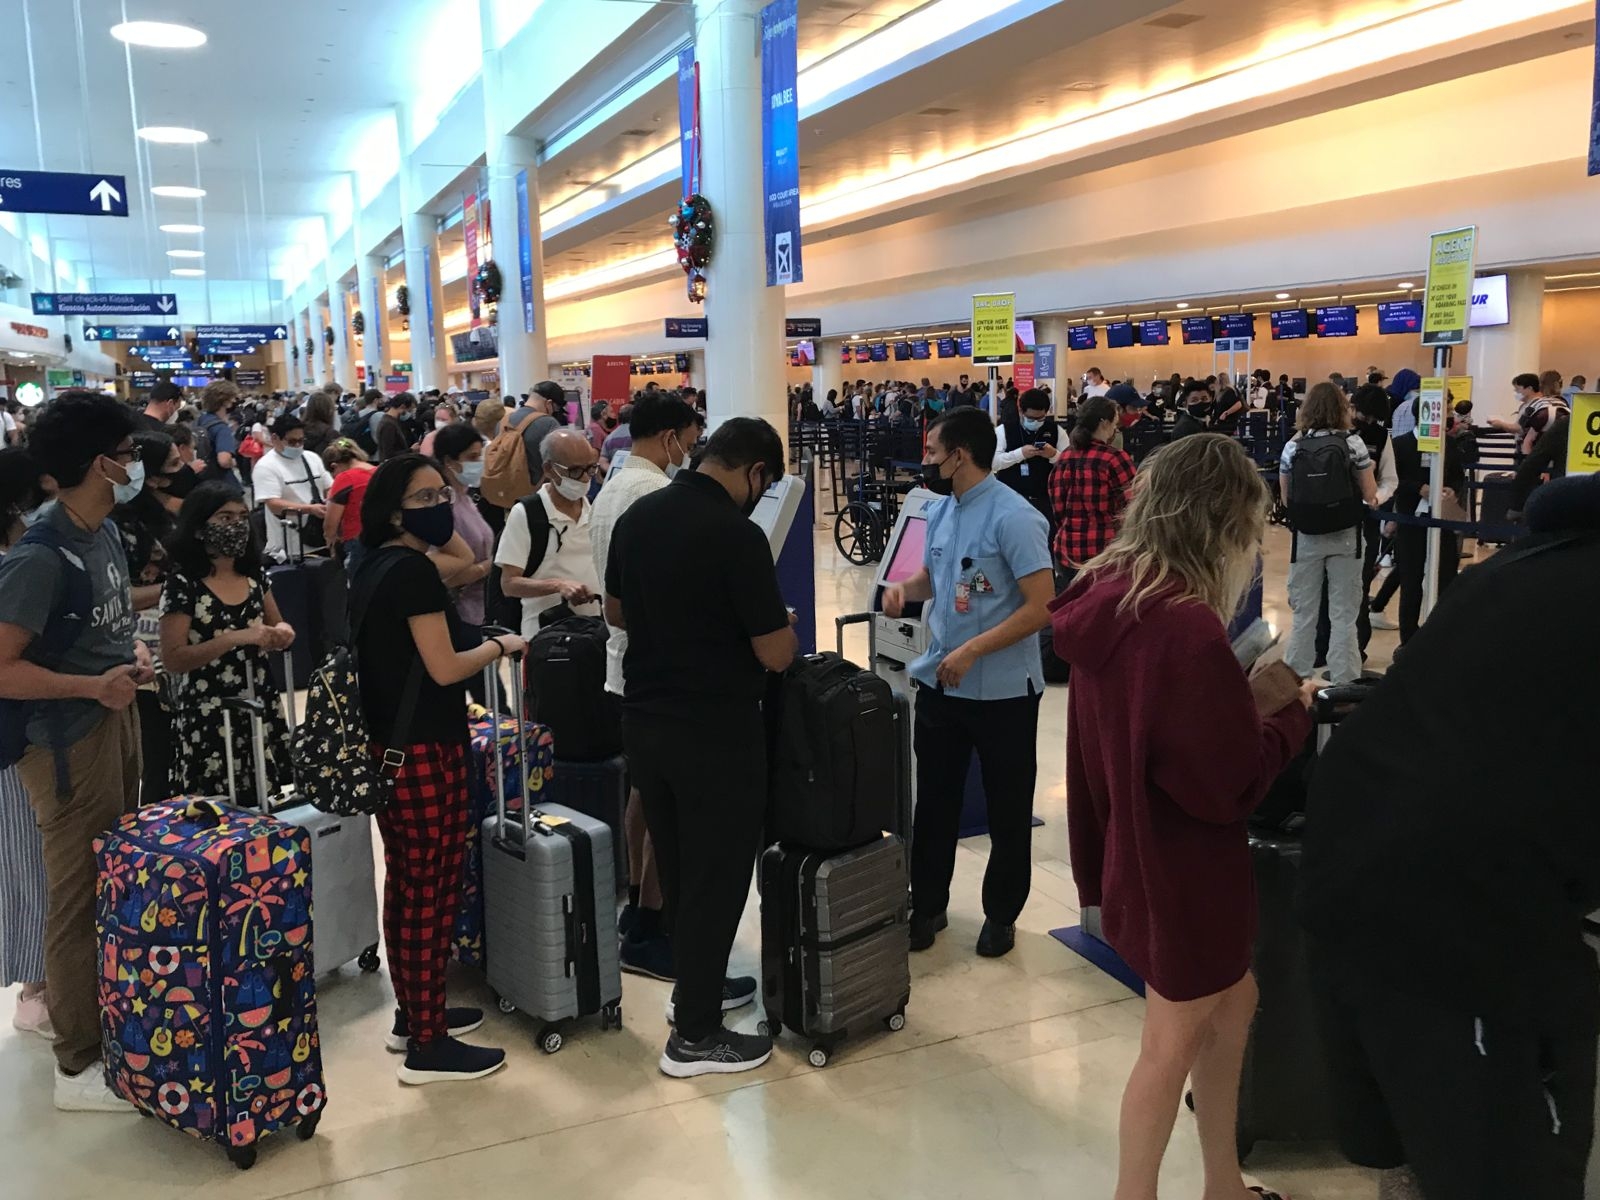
[591,355,631,404]
[8,322,49,339]
[1013,352,1035,392]
[463,191,481,329]
[384,374,411,394]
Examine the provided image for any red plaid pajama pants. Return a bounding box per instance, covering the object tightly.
[373,740,470,1045]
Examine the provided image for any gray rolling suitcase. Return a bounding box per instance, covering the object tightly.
[759,834,911,1068]
[222,653,381,977]
[480,644,624,1053]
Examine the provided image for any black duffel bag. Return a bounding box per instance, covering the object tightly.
[524,611,619,762]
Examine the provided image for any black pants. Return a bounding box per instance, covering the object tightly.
[1312,957,1596,1199]
[624,705,766,1043]
[136,689,173,804]
[910,685,1041,927]
[1394,523,1460,644]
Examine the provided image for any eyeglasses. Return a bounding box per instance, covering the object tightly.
[401,488,451,508]
[549,463,599,482]
[106,444,139,464]
[206,512,249,528]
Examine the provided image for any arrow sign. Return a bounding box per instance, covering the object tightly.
[83,326,100,341]
[34,293,178,317]
[0,169,130,218]
[194,324,283,339]
[82,324,181,343]
[272,326,288,339]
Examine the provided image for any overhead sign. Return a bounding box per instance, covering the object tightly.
[785,317,822,338]
[83,324,181,342]
[384,374,411,394]
[234,370,266,387]
[971,292,1016,365]
[195,324,286,340]
[34,292,177,317]
[677,46,699,196]
[1569,393,1600,476]
[761,0,802,287]
[1421,226,1478,347]
[665,317,709,338]
[0,169,128,217]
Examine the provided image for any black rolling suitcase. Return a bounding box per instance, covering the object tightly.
[266,554,347,695]
[541,754,628,890]
[524,613,620,762]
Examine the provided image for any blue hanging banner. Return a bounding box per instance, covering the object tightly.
[516,168,535,334]
[677,46,698,196]
[761,0,802,288]
[370,275,382,358]
[423,246,437,363]
[1591,0,1600,176]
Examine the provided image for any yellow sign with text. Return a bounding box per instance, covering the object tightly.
[1422,226,1477,348]
[1416,378,1447,454]
[1568,392,1600,476]
[971,292,1016,366]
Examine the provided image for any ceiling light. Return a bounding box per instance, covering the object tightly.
[1176,302,1190,310]
[137,126,209,145]
[1275,293,1291,300]
[110,21,207,49]
[171,268,205,277]
[166,249,205,259]
[1093,310,1104,316]
[159,223,205,234]
[1397,282,1415,289]
[151,185,206,198]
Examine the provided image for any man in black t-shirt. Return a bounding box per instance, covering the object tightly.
[604,417,796,1079]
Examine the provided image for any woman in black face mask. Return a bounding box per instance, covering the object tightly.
[159,483,297,799]
[346,454,525,1085]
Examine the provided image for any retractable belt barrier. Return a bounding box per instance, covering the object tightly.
[1365,505,1523,543]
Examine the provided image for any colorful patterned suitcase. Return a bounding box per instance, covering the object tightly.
[94,798,327,1171]
[456,706,555,969]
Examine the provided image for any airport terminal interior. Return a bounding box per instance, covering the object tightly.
[1,1,1598,1198]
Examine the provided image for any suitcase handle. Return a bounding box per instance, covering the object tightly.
[482,625,533,856]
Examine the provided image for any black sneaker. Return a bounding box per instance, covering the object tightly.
[909,911,948,952]
[618,903,639,939]
[664,976,758,1023]
[397,1036,507,1085]
[386,1006,485,1052]
[976,920,1016,958]
[658,1027,772,1078]
[620,935,676,982]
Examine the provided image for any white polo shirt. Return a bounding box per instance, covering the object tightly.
[252,448,333,563]
[494,486,602,638]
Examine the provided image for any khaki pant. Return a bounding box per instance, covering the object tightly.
[18,707,142,1074]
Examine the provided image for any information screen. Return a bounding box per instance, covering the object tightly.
[1215,313,1256,339]
[1068,325,1097,351]
[893,341,912,361]
[1106,322,1135,349]
[1138,320,1170,346]
[884,516,928,584]
[1270,309,1309,340]
[958,336,973,357]
[1377,301,1421,335]
[870,343,889,362]
[1315,306,1359,338]
[912,340,930,359]
[936,338,957,358]
[854,345,872,363]
[1180,316,1215,345]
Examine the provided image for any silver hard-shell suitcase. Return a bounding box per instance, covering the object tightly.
[480,641,623,1053]
[222,652,381,976]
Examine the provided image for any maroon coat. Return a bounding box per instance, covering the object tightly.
[1054,572,1310,1001]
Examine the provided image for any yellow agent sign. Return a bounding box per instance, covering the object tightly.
[971,292,1016,366]
[1415,378,1447,454]
[1422,226,1477,348]
[1568,393,1600,476]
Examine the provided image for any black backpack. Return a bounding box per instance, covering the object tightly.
[340,409,377,455]
[524,614,617,762]
[1288,435,1363,534]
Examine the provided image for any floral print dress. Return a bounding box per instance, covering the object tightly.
[161,570,292,804]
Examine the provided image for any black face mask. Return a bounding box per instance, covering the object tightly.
[922,455,955,497]
[164,466,198,499]
[741,469,768,519]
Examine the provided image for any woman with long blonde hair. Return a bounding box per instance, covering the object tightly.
[1052,434,1316,1200]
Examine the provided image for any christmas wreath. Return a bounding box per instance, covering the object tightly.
[352,310,365,336]
[473,260,503,306]
[671,194,714,304]
[323,326,335,348]
[291,343,299,361]
[304,338,314,358]
[395,284,410,316]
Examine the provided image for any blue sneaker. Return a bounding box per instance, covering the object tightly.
[620,935,676,982]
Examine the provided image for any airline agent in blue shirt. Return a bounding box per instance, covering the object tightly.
[883,407,1054,959]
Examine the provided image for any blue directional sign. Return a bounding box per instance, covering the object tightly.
[0,170,129,218]
[132,345,192,361]
[195,324,288,340]
[34,293,177,317]
[199,339,264,354]
[82,324,183,343]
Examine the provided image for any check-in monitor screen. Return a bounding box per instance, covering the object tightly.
[884,515,928,584]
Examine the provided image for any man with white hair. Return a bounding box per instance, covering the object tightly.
[495,426,602,639]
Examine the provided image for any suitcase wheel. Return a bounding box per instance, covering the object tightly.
[884,1011,906,1033]
[358,945,381,973]
[297,1112,321,1141]
[226,1145,258,1171]
[757,1018,779,1038]
[539,1026,564,1055]
[496,996,517,1015]
[600,1003,622,1032]
[807,1046,829,1069]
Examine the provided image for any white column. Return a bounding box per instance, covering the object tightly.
[1464,268,1544,425]
[811,337,843,404]
[695,0,786,443]
[397,105,449,393]
[323,222,352,393]
[688,349,708,393]
[297,308,313,388]
[356,253,386,390]
[479,2,549,392]
[310,301,329,388]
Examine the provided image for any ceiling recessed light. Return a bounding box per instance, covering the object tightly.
[166,249,205,259]
[137,126,208,145]
[1176,302,1190,309]
[1275,292,1291,300]
[110,21,206,49]
[159,223,205,234]
[151,184,206,198]
[170,268,206,277]
[1397,281,1415,289]
[1093,310,1105,316]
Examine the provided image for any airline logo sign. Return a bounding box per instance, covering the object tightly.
[1421,226,1477,347]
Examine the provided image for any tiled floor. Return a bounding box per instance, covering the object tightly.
[0,523,1388,1200]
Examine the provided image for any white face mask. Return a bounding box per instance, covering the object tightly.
[665,432,689,479]
[456,459,484,487]
[20,504,45,528]
[553,475,589,502]
[281,446,304,461]
[107,458,145,504]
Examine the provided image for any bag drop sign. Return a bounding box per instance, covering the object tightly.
[1569,393,1600,476]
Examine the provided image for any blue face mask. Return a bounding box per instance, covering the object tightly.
[281,446,304,462]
